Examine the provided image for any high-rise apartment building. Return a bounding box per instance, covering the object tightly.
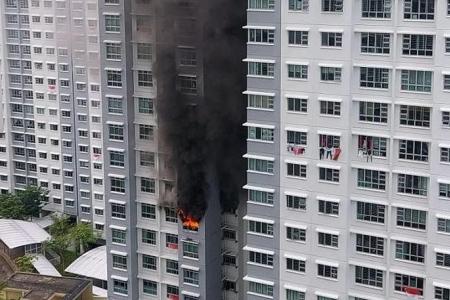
[244,0,450,299]
[99,0,245,299]
[0,0,105,235]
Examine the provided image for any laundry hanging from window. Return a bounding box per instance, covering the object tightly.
[319,134,341,160]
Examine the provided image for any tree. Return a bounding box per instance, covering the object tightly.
[15,255,35,273]
[16,186,48,220]
[43,235,71,271]
[0,194,25,219]
[70,223,98,255]
[48,215,71,237]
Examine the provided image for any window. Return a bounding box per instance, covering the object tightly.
[247,158,274,174]
[286,258,305,273]
[137,70,152,87]
[165,233,178,249]
[357,202,385,223]
[287,163,307,178]
[248,189,274,205]
[288,0,309,11]
[402,34,433,56]
[436,252,450,268]
[138,98,153,114]
[106,42,121,60]
[142,255,157,270]
[113,279,127,295]
[287,97,308,113]
[110,177,125,193]
[166,260,178,274]
[397,173,428,196]
[440,183,450,199]
[320,67,341,82]
[248,280,273,297]
[317,264,338,279]
[404,0,434,20]
[287,226,306,242]
[397,207,427,230]
[359,101,388,123]
[137,43,152,60]
[399,140,429,162]
[141,177,155,193]
[183,269,199,285]
[356,234,384,256]
[140,151,155,167]
[247,61,274,77]
[394,273,424,296]
[106,70,122,87]
[248,220,274,236]
[178,75,197,94]
[362,0,392,18]
[247,93,274,110]
[443,111,450,127]
[440,147,450,163]
[435,286,450,300]
[249,250,274,266]
[142,229,156,245]
[112,254,127,270]
[139,124,153,140]
[111,203,126,219]
[165,208,178,223]
[358,136,387,158]
[248,126,274,142]
[355,266,383,287]
[318,200,339,216]
[143,280,157,295]
[361,32,390,54]
[319,167,340,183]
[287,130,307,146]
[109,124,124,141]
[105,15,121,32]
[183,241,199,259]
[395,240,425,263]
[248,28,275,44]
[444,75,450,91]
[286,194,307,210]
[400,70,432,92]
[318,232,338,248]
[286,289,305,300]
[357,169,386,190]
[319,100,341,116]
[288,30,308,46]
[108,97,123,114]
[141,203,156,219]
[360,67,389,89]
[400,105,430,127]
[322,0,343,12]
[287,64,308,79]
[110,151,125,167]
[166,285,179,299]
[438,218,450,233]
[321,32,342,47]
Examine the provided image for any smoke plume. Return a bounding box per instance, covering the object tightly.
[154,0,246,220]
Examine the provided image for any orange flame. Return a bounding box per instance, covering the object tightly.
[178,210,200,231]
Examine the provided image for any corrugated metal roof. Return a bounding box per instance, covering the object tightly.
[0,219,51,249]
[65,246,107,281]
[32,254,61,277]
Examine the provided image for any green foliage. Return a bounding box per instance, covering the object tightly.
[70,222,98,255]
[15,255,36,273]
[0,186,47,220]
[16,186,48,220]
[0,194,25,219]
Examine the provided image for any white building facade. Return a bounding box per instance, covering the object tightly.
[244,0,450,299]
[0,0,105,235]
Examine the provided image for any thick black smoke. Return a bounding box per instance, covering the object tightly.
[154,0,246,220]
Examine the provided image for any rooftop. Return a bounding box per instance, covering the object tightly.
[65,246,107,281]
[0,219,50,249]
[3,273,91,300]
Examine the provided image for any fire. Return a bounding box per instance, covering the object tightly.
[178,210,200,231]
